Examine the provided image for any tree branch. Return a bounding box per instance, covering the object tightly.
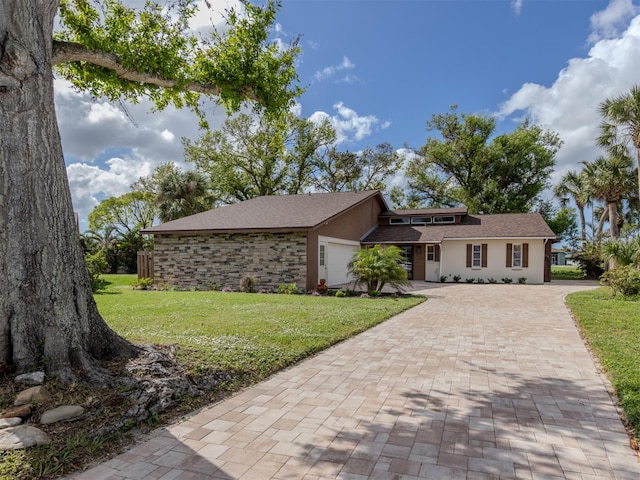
[51,40,258,101]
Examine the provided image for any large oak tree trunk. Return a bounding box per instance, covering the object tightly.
[0,0,138,382]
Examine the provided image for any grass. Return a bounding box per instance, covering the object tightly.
[551,265,584,280]
[0,274,424,479]
[565,287,640,444]
[98,276,424,381]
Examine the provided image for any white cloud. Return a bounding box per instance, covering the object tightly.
[54,77,230,229]
[161,130,175,141]
[498,13,640,185]
[338,74,360,85]
[589,0,639,43]
[309,102,386,144]
[388,148,417,189]
[188,0,243,34]
[289,102,303,117]
[511,0,523,15]
[67,156,156,230]
[86,103,125,124]
[314,56,355,82]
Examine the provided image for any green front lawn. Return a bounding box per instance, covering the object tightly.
[565,288,640,440]
[551,265,584,280]
[97,275,425,383]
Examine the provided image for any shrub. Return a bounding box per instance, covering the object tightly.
[277,283,299,294]
[465,278,475,283]
[348,245,411,294]
[335,290,346,297]
[518,277,527,284]
[477,278,485,284]
[132,277,154,290]
[239,274,256,293]
[488,278,497,284]
[439,275,448,283]
[573,242,604,279]
[204,281,222,291]
[501,277,513,284]
[452,275,462,283]
[601,265,640,297]
[86,250,108,292]
[602,237,640,268]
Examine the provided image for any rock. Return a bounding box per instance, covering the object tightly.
[14,371,45,387]
[0,418,21,429]
[40,405,85,425]
[14,386,51,406]
[0,425,51,450]
[0,404,32,419]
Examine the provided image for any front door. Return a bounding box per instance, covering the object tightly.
[425,244,440,282]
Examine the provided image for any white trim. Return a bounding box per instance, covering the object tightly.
[444,236,554,241]
[318,235,361,247]
[512,243,523,269]
[472,243,482,269]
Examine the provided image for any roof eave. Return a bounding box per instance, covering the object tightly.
[443,235,557,241]
[142,226,311,235]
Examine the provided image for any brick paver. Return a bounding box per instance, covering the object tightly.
[67,282,640,479]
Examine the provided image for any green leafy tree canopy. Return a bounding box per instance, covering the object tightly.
[598,85,640,203]
[54,0,303,122]
[184,112,335,203]
[156,168,213,222]
[407,106,561,213]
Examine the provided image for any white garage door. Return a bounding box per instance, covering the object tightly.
[318,236,360,286]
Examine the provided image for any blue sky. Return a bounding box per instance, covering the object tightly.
[279,0,611,148]
[55,0,640,230]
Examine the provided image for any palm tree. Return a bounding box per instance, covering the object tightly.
[82,226,121,254]
[156,170,213,223]
[602,237,640,268]
[347,245,411,294]
[598,85,640,202]
[554,170,591,245]
[581,155,636,242]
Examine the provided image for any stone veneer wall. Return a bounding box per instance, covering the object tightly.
[153,232,307,290]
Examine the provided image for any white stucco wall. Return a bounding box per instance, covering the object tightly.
[439,239,547,284]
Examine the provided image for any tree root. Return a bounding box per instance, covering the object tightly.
[94,344,231,437]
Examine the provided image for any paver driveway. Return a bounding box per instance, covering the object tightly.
[68,282,640,479]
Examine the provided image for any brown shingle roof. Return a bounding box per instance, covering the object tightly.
[362,212,555,243]
[142,190,385,234]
